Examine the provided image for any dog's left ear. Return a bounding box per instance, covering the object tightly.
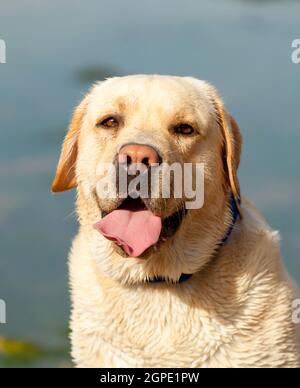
[223,112,242,204]
[210,93,242,207]
[52,96,89,193]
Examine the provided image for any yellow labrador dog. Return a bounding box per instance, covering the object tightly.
[52,75,300,368]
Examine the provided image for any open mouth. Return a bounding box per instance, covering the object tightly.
[93,197,187,258]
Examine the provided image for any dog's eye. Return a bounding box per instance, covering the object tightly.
[97,117,119,129]
[174,124,195,136]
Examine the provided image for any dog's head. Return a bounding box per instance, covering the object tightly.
[52,75,242,284]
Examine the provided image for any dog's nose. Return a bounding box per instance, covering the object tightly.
[118,144,160,167]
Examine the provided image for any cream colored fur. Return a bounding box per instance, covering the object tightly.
[53,75,300,368]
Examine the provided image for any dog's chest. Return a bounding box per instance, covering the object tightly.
[75,285,234,368]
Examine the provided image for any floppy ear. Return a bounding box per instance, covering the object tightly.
[52,96,89,193]
[210,93,242,207]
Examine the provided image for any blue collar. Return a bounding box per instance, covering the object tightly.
[148,273,193,284]
[220,194,240,246]
[148,194,240,285]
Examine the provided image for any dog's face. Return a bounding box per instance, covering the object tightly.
[52,75,242,284]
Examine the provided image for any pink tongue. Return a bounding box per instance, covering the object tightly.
[93,208,162,257]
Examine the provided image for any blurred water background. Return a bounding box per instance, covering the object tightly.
[0,0,299,367]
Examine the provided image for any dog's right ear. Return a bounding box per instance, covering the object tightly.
[52,96,89,193]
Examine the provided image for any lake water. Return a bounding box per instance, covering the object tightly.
[0,0,299,367]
